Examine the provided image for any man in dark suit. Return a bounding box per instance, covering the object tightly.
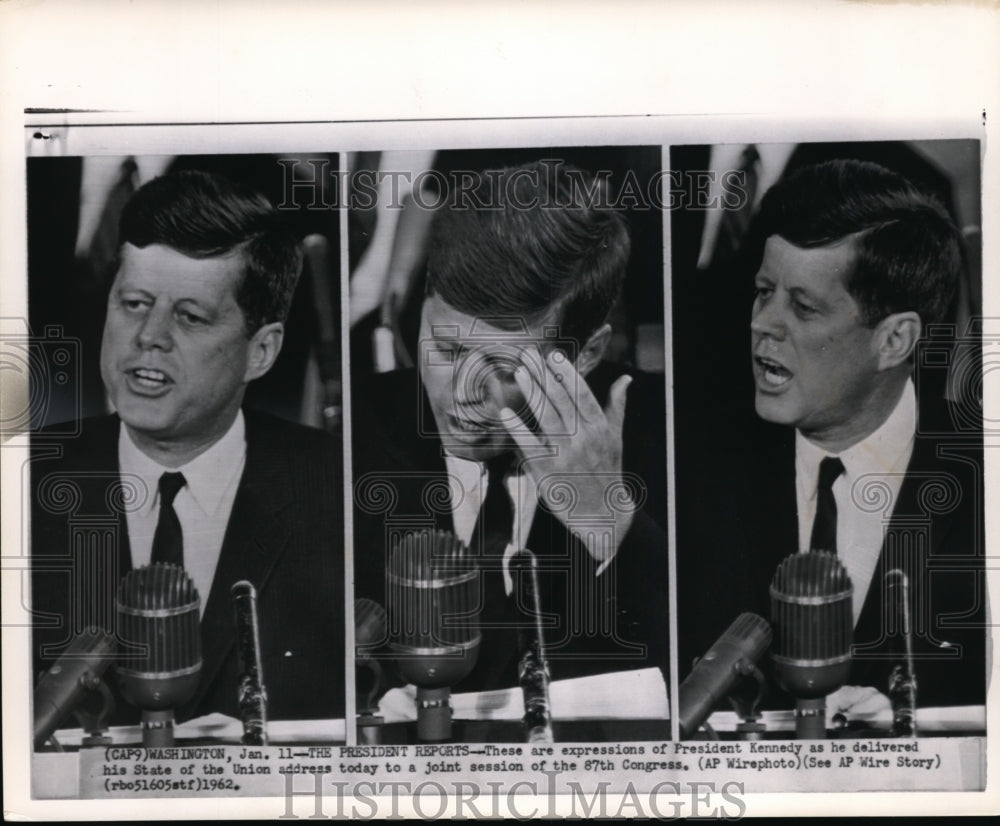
[677,160,984,721]
[31,170,343,730]
[352,161,668,698]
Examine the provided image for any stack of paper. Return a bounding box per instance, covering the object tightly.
[378,667,669,723]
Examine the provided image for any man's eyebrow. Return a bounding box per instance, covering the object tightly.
[115,284,153,298]
[175,296,214,310]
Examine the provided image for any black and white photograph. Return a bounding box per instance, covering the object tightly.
[672,141,987,753]
[24,151,347,796]
[1,1,997,820]
[347,147,669,744]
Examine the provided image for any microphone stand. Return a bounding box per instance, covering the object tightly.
[729,663,767,741]
[887,570,918,738]
[511,551,553,743]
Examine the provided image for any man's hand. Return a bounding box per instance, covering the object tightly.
[499,348,636,563]
[825,685,893,729]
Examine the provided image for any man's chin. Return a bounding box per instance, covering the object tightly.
[114,402,170,434]
[754,392,799,427]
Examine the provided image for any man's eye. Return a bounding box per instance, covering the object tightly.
[177,310,207,326]
[794,301,817,317]
[754,286,773,300]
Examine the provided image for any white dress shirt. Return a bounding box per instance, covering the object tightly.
[795,380,916,625]
[444,453,538,596]
[119,412,247,616]
[444,452,619,594]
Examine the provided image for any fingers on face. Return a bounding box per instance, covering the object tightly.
[518,347,604,427]
[513,357,562,435]
[605,374,632,434]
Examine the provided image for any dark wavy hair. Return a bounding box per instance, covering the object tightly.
[118,169,303,335]
[426,161,631,345]
[749,159,962,327]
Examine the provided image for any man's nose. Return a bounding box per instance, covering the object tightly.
[453,356,517,411]
[136,305,174,350]
[750,296,786,340]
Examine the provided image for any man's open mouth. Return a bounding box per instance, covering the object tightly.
[754,355,792,388]
[129,367,173,389]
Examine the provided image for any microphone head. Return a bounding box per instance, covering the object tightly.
[33,627,117,749]
[354,598,389,713]
[355,598,388,660]
[387,529,480,689]
[770,551,853,699]
[116,563,202,711]
[678,612,772,739]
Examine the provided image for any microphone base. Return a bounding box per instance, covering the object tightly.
[415,687,451,742]
[794,697,827,740]
[140,709,176,748]
[358,713,385,746]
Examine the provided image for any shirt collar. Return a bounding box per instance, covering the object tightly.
[119,411,247,517]
[442,450,522,476]
[796,378,916,498]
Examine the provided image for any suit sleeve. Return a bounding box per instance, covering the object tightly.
[595,374,670,679]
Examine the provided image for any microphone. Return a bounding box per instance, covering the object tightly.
[355,598,389,713]
[510,550,553,743]
[886,569,917,737]
[355,598,390,745]
[678,613,772,739]
[770,551,853,739]
[33,627,116,749]
[303,233,343,432]
[116,563,202,747]
[387,529,480,741]
[231,581,267,745]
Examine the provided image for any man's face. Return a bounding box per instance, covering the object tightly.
[751,235,884,446]
[100,243,255,456]
[418,293,563,462]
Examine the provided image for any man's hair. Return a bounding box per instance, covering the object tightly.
[118,169,303,335]
[751,159,962,326]
[425,161,631,345]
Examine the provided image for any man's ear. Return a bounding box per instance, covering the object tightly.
[244,322,284,382]
[574,323,612,378]
[874,311,920,371]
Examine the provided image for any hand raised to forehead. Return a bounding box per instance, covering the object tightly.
[499,348,635,563]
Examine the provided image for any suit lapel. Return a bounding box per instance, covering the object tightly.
[397,373,454,532]
[184,412,295,714]
[851,430,956,666]
[78,417,133,604]
[748,424,798,615]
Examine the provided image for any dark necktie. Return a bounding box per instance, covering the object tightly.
[471,454,515,562]
[151,472,187,567]
[462,454,518,691]
[713,143,760,268]
[810,457,844,553]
